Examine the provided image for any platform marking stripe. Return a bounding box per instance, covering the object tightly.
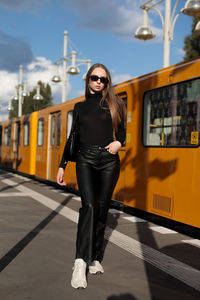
[150,226,177,234]
[2,178,200,292]
[5,172,30,181]
[2,179,79,224]
[0,192,27,197]
[104,228,200,292]
[182,239,200,248]
[71,196,81,201]
[109,208,123,214]
[35,184,81,200]
[123,216,147,223]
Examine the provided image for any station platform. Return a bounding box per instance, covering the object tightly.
[0,169,200,300]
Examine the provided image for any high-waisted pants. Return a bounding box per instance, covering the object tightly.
[75,144,120,264]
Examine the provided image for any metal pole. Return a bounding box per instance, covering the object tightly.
[62,30,68,102]
[143,8,148,26]
[163,0,171,67]
[18,65,23,117]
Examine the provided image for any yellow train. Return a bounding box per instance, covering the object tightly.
[1,57,200,229]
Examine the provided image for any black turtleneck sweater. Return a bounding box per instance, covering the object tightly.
[59,93,126,168]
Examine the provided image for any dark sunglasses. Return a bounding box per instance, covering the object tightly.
[90,75,108,84]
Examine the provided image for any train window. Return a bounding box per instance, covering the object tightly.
[24,122,29,146]
[117,92,127,109]
[67,110,73,139]
[51,115,55,146]
[37,118,44,146]
[143,77,200,147]
[57,114,61,146]
[0,125,2,146]
[15,122,21,146]
[117,92,127,146]
[13,122,20,152]
[4,125,11,146]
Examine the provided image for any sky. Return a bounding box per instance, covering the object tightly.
[0,0,193,121]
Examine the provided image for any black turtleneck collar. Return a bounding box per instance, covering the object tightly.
[86,92,102,102]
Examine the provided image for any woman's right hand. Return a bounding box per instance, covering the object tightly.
[57,167,67,186]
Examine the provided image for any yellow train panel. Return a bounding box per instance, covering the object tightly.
[17,112,37,175]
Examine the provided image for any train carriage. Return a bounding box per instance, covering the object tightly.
[113,57,200,228]
[0,113,37,174]
[1,57,200,229]
[0,118,15,169]
[35,97,83,187]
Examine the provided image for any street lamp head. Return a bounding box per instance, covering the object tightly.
[13,96,18,101]
[82,72,87,80]
[22,91,28,97]
[67,51,80,75]
[182,0,200,16]
[194,20,200,35]
[52,75,61,83]
[7,100,13,111]
[135,25,155,40]
[33,94,43,100]
[67,66,80,75]
[52,61,61,83]
[33,85,44,100]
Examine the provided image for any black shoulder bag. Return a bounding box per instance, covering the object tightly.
[63,112,79,162]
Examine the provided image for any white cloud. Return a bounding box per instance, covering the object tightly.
[62,0,163,42]
[0,56,73,121]
[177,48,185,57]
[112,73,132,85]
[27,58,62,105]
[0,71,18,101]
[75,89,85,98]
[0,70,17,121]
[0,0,164,42]
[0,113,9,122]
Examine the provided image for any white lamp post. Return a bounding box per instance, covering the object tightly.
[135,0,200,68]
[13,65,43,117]
[18,64,23,117]
[52,30,91,102]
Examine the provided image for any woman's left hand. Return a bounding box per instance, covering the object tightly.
[105,141,122,154]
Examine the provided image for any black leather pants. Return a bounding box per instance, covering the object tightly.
[75,144,120,264]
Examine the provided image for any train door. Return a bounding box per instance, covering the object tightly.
[13,121,21,169]
[48,111,61,181]
[0,125,2,163]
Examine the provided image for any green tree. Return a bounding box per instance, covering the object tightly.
[9,81,53,119]
[183,16,200,61]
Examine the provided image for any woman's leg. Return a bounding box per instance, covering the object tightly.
[93,159,120,262]
[75,162,98,264]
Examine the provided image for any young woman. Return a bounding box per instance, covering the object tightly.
[57,63,126,289]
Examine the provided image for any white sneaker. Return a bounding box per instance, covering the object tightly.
[71,259,87,289]
[89,260,104,275]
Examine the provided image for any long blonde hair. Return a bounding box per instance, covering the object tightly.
[85,63,126,131]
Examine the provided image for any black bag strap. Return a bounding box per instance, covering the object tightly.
[69,109,78,135]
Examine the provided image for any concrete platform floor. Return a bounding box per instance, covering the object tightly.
[0,169,199,300]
